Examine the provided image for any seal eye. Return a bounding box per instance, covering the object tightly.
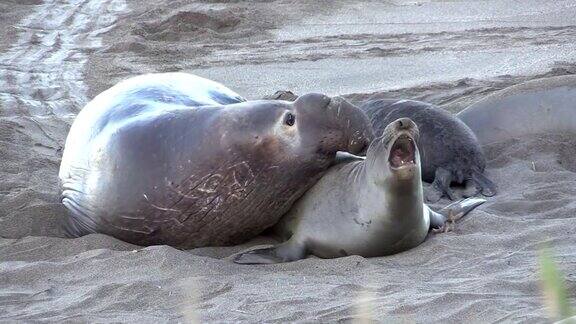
[284,113,296,126]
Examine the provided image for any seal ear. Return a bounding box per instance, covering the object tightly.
[233,242,306,264]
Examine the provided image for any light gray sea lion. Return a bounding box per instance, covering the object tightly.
[360,99,496,202]
[59,73,374,248]
[234,118,485,264]
[458,75,576,145]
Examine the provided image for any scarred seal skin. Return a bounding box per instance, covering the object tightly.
[59,73,373,248]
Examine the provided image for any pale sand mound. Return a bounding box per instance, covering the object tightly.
[2,129,575,322]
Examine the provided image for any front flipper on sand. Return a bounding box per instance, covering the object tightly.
[462,178,481,198]
[233,241,306,265]
[472,169,497,197]
[426,167,456,202]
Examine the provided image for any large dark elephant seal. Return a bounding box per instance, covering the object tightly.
[360,99,496,202]
[458,75,576,145]
[59,73,374,248]
[234,118,485,264]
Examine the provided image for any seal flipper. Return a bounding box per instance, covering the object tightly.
[472,169,497,197]
[233,241,307,264]
[428,209,446,230]
[440,196,486,221]
[426,167,456,202]
[430,197,486,232]
[462,178,481,198]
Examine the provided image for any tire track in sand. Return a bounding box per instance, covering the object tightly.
[0,0,127,118]
[195,26,576,68]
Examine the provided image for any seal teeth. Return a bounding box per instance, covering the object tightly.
[389,136,415,168]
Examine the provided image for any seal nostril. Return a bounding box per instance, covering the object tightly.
[397,118,413,130]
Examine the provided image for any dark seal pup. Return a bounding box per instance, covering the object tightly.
[59,73,374,248]
[234,118,485,264]
[360,99,496,202]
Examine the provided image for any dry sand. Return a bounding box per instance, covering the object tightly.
[1,0,576,322]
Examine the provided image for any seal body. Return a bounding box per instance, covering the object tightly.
[360,99,495,202]
[234,118,485,264]
[59,73,374,248]
[458,75,576,145]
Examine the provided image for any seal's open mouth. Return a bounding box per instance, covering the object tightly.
[389,135,415,169]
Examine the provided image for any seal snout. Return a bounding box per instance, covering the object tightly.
[395,117,416,131]
[295,93,331,109]
[294,93,373,156]
[397,118,409,129]
[391,117,419,141]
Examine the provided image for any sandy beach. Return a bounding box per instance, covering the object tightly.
[1,0,576,322]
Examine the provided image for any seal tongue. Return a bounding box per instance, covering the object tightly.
[389,136,415,168]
